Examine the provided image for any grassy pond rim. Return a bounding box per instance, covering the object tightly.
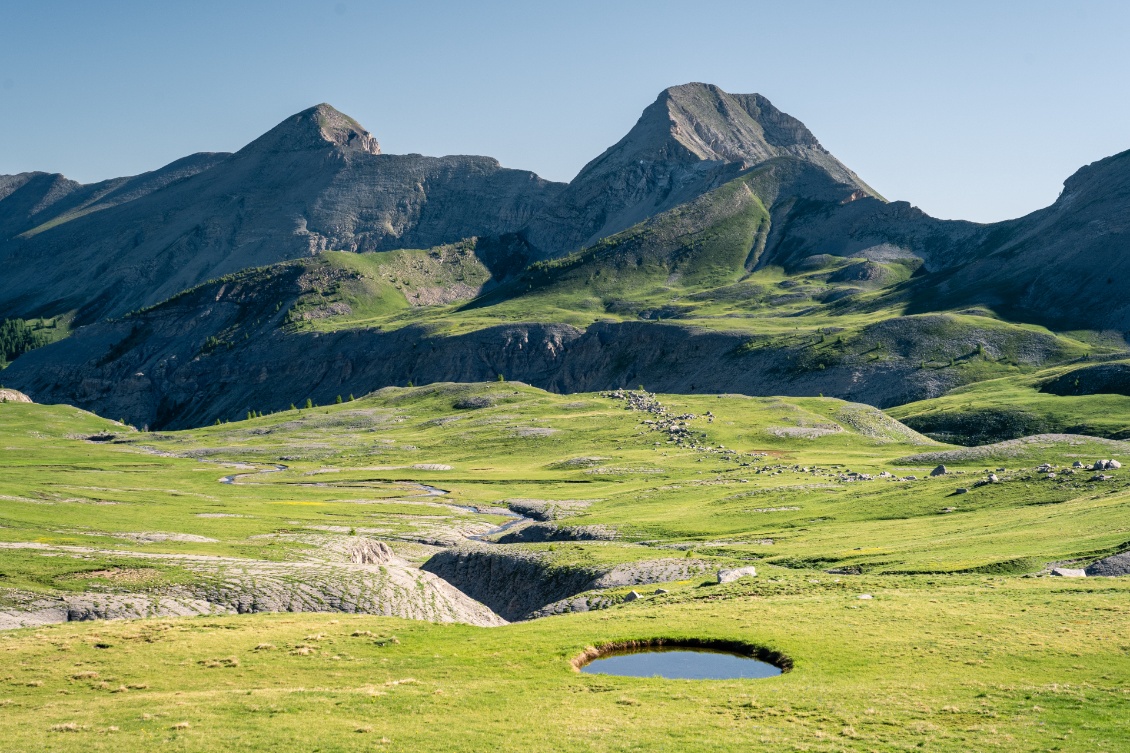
[572,638,793,679]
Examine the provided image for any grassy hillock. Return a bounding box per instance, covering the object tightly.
[890,360,1130,443]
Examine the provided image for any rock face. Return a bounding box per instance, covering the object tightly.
[7,295,1023,429]
[420,546,710,621]
[521,83,876,258]
[0,104,563,323]
[920,149,1130,331]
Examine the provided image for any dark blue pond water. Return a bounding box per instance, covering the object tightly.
[580,648,782,680]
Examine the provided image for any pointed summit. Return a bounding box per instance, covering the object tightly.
[239,103,380,156]
[522,83,874,256]
[581,83,866,191]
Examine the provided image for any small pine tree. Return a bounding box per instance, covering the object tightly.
[290,403,297,411]
[335,395,343,404]
[348,394,355,402]
[214,418,221,426]
[247,411,253,421]
[497,374,505,382]
[407,380,414,388]
[305,398,313,409]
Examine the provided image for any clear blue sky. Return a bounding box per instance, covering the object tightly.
[2,0,1128,222]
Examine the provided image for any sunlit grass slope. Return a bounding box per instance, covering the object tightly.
[2,384,1129,751]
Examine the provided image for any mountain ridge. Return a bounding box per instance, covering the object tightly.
[2,82,1128,428]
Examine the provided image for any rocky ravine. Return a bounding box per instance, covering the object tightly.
[420,546,712,622]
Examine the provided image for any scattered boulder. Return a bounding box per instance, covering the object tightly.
[930,465,947,477]
[622,590,640,602]
[988,473,1000,483]
[953,488,969,495]
[858,594,873,600]
[654,588,669,595]
[1072,461,1084,469]
[1084,551,1130,577]
[1109,460,1123,469]
[717,566,757,583]
[1050,567,1086,578]
[1091,474,1114,482]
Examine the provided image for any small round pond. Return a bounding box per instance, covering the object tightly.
[579,646,784,680]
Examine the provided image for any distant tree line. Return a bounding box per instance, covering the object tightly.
[0,319,51,365]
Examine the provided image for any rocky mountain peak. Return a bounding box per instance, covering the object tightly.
[238,103,380,156]
[522,83,876,257]
[656,83,823,166]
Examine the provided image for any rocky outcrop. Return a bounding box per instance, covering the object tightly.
[504,499,592,521]
[421,546,710,621]
[347,538,395,564]
[0,388,31,403]
[1085,550,1130,577]
[718,566,757,583]
[0,541,506,629]
[495,522,616,543]
[0,590,224,630]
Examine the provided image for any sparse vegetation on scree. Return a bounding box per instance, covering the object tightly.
[0,382,1128,751]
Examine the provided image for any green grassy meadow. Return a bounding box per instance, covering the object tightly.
[1,382,1129,750]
